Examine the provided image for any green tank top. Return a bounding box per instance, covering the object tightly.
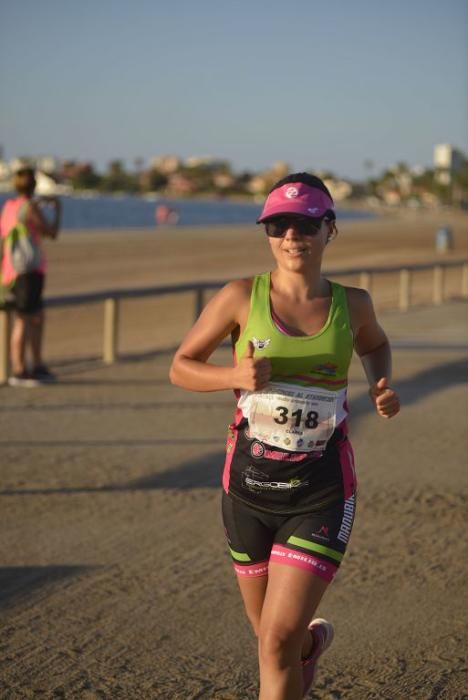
[235,272,353,392]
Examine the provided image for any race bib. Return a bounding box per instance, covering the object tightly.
[238,382,338,452]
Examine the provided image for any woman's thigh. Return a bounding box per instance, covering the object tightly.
[271,498,357,585]
[222,493,274,631]
[221,494,356,634]
[258,561,329,652]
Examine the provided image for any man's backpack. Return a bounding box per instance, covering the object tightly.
[4,209,42,276]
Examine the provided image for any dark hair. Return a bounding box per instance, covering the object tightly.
[269,172,335,220]
[13,167,36,197]
[270,171,332,198]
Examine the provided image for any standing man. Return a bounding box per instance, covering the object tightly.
[0,165,61,386]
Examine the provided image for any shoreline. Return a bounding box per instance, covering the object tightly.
[36,208,468,364]
[44,207,468,296]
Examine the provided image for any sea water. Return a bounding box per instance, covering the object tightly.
[0,193,374,230]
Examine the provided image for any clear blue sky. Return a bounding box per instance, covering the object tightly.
[1,0,467,180]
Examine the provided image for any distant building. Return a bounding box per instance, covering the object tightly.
[34,171,61,195]
[36,156,58,174]
[434,144,467,185]
[381,190,401,206]
[167,173,196,195]
[270,161,289,179]
[185,156,218,168]
[151,155,181,174]
[10,157,34,173]
[0,160,10,180]
[213,172,234,189]
[323,178,352,202]
[246,175,269,195]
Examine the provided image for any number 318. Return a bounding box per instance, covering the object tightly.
[274,406,319,429]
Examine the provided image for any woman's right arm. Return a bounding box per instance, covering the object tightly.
[169,279,271,393]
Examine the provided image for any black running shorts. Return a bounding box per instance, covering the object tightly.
[12,272,44,314]
[222,490,356,583]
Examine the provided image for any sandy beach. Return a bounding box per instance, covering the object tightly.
[40,207,468,363]
[1,207,468,699]
[44,207,468,295]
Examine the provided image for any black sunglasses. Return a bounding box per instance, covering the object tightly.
[264,215,326,238]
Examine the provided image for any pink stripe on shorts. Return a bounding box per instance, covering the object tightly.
[269,544,337,582]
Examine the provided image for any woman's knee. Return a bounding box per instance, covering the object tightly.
[258,623,303,667]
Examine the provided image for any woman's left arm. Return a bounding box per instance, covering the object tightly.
[347,287,400,419]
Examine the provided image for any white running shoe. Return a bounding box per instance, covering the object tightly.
[8,372,41,388]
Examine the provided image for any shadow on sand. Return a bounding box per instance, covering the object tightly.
[0,451,225,496]
[0,357,466,498]
[0,566,97,610]
[349,356,468,427]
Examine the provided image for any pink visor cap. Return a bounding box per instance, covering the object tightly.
[257,182,335,223]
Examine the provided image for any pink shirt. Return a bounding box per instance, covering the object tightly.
[0,196,47,285]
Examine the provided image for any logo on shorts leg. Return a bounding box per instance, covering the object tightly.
[337,494,355,544]
[311,525,330,542]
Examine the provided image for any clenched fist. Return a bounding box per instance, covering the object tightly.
[369,377,400,418]
[235,341,272,391]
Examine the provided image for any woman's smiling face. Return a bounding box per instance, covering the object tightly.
[266,216,332,270]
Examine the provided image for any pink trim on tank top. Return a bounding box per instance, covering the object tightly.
[270,307,304,337]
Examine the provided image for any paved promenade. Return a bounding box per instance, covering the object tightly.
[1,301,467,699]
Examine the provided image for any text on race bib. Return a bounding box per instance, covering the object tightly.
[239,383,338,452]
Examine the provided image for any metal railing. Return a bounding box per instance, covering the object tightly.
[1,258,467,384]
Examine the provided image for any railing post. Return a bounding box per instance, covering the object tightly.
[359,271,372,293]
[103,298,119,364]
[0,309,10,384]
[194,288,204,321]
[433,265,444,305]
[462,262,468,299]
[399,269,411,311]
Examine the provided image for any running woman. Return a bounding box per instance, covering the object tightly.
[170,172,400,700]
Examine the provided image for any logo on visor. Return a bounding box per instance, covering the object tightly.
[285,187,299,199]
